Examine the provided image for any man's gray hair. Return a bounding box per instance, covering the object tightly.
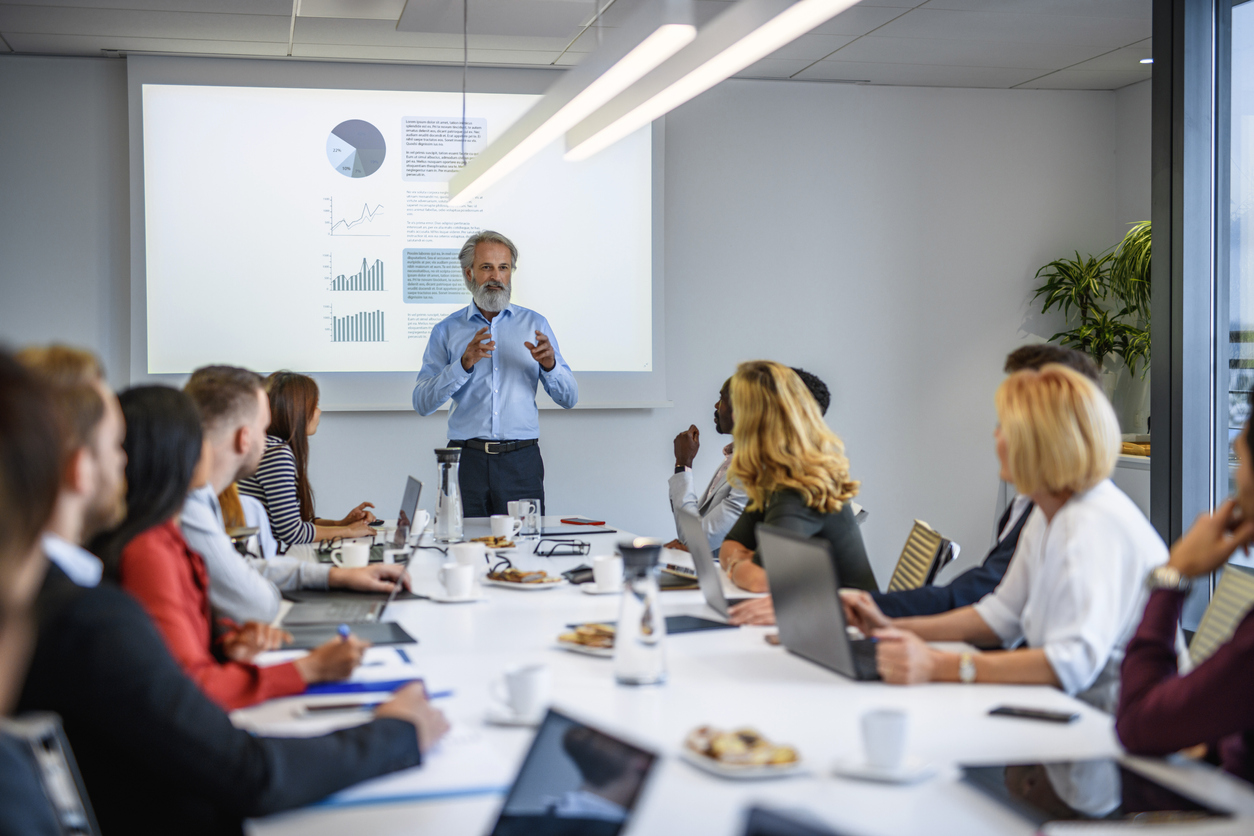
[459,230,518,274]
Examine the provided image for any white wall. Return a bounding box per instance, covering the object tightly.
[1115,79,1152,237]
[0,54,1151,581]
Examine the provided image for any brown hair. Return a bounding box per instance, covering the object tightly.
[265,371,320,522]
[183,365,263,432]
[0,352,63,585]
[1004,345,1101,383]
[15,344,105,454]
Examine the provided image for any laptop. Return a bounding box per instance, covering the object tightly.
[312,476,422,565]
[486,708,658,836]
[675,509,753,618]
[283,555,410,626]
[756,523,879,681]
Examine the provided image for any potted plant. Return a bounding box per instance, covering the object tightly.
[1032,221,1151,430]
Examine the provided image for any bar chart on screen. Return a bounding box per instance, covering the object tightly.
[328,256,385,291]
[329,308,386,343]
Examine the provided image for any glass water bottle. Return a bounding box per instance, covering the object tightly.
[614,539,668,686]
[433,447,463,543]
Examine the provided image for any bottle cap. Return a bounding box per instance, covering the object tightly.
[435,447,462,463]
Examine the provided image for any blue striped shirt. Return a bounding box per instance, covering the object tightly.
[238,436,316,546]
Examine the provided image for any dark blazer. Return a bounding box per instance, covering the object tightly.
[0,733,62,836]
[18,564,421,836]
[871,502,1034,618]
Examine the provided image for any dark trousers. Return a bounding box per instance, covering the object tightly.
[456,443,545,517]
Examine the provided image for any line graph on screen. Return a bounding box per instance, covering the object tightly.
[325,197,386,237]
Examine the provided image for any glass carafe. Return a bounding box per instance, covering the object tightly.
[614,539,667,686]
[433,447,463,543]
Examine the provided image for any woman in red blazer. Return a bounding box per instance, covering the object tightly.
[90,386,365,711]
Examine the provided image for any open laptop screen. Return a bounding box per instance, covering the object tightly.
[391,477,422,547]
[488,710,657,836]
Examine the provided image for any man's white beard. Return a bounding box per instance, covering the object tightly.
[468,278,511,312]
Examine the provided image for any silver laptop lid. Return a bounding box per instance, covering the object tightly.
[756,523,859,678]
[392,477,423,546]
[676,509,731,616]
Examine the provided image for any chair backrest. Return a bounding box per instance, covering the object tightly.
[1189,563,1254,666]
[885,520,953,593]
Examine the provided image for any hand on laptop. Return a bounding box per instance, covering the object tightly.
[839,589,892,635]
[728,597,775,626]
[873,628,935,685]
[221,622,293,662]
[294,635,370,683]
[329,563,410,593]
[376,683,450,754]
[339,501,378,526]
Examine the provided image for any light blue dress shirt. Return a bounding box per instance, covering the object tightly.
[413,303,578,440]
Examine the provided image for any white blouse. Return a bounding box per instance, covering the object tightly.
[973,479,1166,712]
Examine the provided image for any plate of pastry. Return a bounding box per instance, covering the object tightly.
[680,726,805,779]
[482,568,563,589]
[555,623,615,657]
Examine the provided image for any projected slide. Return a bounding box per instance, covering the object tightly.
[141,84,652,375]
[327,119,386,178]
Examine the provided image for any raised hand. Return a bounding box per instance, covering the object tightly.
[1168,498,1254,578]
[461,326,495,371]
[524,330,556,372]
[674,424,700,469]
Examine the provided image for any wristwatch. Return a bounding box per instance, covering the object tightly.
[1146,564,1193,594]
[674,464,687,474]
[958,652,977,684]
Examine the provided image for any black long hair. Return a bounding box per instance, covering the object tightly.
[90,386,204,576]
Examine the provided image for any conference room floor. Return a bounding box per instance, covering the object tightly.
[239,518,1254,836]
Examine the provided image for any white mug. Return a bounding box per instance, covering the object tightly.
[516,499,541,537]
[592,554,623,592]
[407,509,432,544]
[490,515,523,539]
[330,542,370,568]
[861,709,908,771]
[507,500,523,519]
[492,663,550,719]
[449,541,486,568]
[438,562,475,598]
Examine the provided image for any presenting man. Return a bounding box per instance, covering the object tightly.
[413,231,578,516]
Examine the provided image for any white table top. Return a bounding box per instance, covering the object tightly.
[242,517,1254,836]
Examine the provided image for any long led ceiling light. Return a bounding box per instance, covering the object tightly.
[565,0,861,162]
[447,0,695,205]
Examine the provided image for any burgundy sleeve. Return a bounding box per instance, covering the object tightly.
[1117,588,1254,755]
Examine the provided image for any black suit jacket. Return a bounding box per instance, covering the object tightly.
[18,564,421,836]
[870,503,1034,618]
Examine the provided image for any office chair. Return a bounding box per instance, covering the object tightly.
[1189,563,1254,666]
[885,520,955,593]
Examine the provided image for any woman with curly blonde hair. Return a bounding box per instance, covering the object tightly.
[718,361,876,597]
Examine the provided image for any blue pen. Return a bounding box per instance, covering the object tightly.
[337,624,351,641]
[395,648,411,664]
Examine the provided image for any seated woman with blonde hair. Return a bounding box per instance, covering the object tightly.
[718,361,877,596]
[842,364,1165,711]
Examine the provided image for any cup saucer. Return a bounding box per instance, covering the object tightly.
[485,704,544,727]
[429,587,486,604]
[581,584,623,596]
[830,756,936,784]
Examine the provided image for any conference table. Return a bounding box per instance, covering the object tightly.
[239,517,1254,836]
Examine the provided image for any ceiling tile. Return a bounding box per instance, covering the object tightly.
[825,34,1104,69]
[733,57,814,78]
[1016,68,1151,90]
[0,6,290,41]
[595,0,732,29]
[0,0,289,13]
[2,31,287,56]
[293,17,570,51]
[298,0,406,20]
[796,58,1042,88]
[924,0,1151,18]
[291,42,561,65]
[397,0,587,38]
[1066,39,1151,71]
[808,4,912,37]
[875,8,1150,48]
[765,33,854,61]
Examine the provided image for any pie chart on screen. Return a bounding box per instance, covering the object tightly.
[326,119,386,178]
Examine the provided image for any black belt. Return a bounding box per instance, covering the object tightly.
[450,438,539,455]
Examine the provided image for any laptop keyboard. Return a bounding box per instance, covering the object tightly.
[288,601,377,624]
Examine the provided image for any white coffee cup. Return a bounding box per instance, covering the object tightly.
[493,663,550,719]
[407,510,432,544]
[861,709,908,771]
[507,500,523,519]
[592,554,624,592]
[438,562,475,598]
[490,515,523,539]
[330,542,370,568]
[449,541,486,568]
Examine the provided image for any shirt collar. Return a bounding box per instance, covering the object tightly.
[42,533,103,588]
[466,303,513,323]
[188,483,224,523]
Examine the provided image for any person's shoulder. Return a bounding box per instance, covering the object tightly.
[509,304,546,324]
[120,522,183,572]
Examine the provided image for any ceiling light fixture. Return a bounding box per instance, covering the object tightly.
[1139,58,1153,64]
[447,0,695,205]
[565,0,861,162]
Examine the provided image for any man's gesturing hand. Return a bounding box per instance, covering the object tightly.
[461,327,495,371]
[674,424,700,469]
[524,330,556,372]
